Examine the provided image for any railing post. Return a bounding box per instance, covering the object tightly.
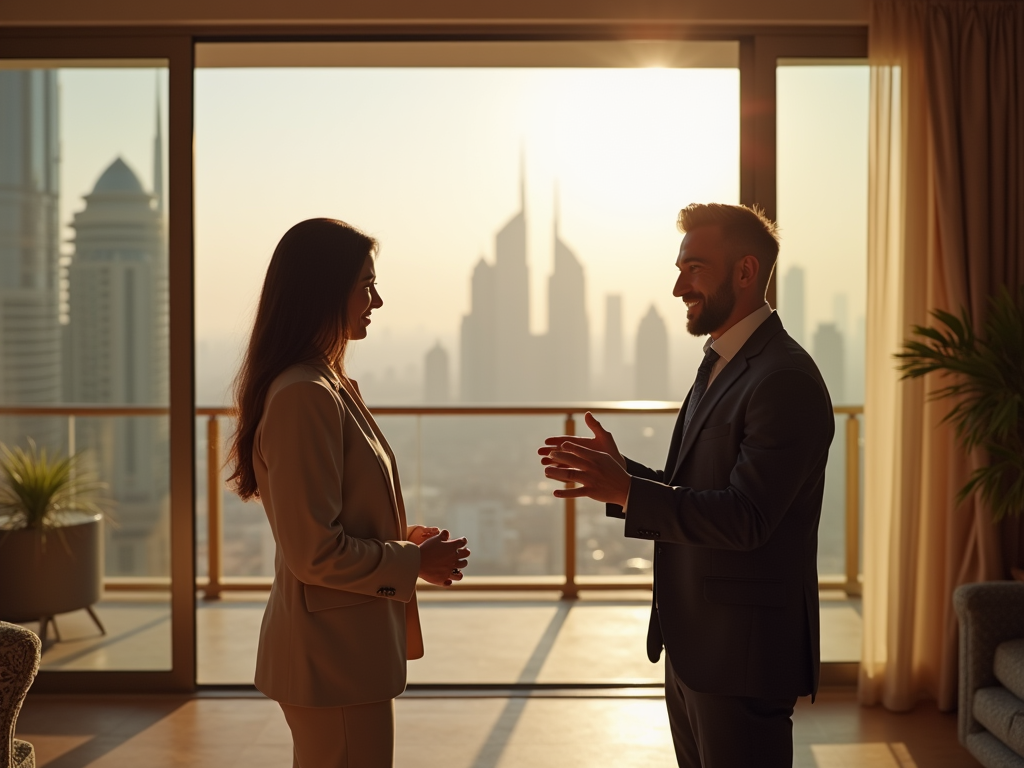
[562,413,579,600]
[205,414,223,600]
[844,412,861,597]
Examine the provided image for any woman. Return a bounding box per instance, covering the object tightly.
[228,218,470,767]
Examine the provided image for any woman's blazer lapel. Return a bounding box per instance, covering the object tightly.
[329,376,404,536]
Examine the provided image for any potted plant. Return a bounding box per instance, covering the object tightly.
[0,439,110,645]
[896,285,1024,523]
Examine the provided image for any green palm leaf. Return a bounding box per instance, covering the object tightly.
[0,439,110,533]
[896,285,1024,521]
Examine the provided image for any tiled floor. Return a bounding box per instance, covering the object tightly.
[23,589,863,683]
[16,690,978,768]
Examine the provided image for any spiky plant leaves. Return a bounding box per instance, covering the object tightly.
[895,285,1024,520]
[0,439,109,539]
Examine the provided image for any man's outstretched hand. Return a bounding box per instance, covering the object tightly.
[538,412,631,506]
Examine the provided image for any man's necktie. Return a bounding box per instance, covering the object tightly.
[682,347,721,438]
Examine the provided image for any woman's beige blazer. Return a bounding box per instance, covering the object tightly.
[252,362,423,707]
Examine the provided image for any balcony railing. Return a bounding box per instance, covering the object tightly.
[0,403,864,600]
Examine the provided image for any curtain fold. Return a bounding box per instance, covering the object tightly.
[862,0,1024,712]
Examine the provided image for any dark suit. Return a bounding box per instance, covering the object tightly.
[608,311,834,766]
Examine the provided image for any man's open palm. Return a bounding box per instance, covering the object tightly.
[539,412,625,470]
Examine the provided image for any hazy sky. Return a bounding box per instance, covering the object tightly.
[51,60,868,401]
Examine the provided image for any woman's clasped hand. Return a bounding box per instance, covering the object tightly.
[416,528,471,587]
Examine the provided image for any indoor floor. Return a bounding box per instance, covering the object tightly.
[17,689,978,768]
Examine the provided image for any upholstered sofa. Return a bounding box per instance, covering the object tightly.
[0,621,41,768]
[955,582,1024,767]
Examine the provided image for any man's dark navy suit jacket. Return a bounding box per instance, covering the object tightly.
[608,311,834,700]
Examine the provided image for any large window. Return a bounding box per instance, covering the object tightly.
[193,41,740,684]
[0,62,171,671]
[777,61,869,663]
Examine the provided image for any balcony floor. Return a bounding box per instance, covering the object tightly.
[23,590,863,683]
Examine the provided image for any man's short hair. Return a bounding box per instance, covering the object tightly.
[676,203,780,289]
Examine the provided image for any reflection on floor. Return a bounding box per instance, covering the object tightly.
[20,589,862,682]
[16,690,977,768]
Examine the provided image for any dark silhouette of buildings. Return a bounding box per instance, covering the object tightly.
[782,265,806,347]
[545,197,589,401]
[602,294,628,399]
[634,304,669,400]
[424,341,450,403]
[0,70,62,450]
[813,322,845,404]
[460,255,498,401]
[460,166,590,402]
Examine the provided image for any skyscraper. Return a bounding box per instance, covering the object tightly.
[67,151,169,576]
[782,266,806,348]
[460,255,497,402]
[424,341,450,404]
[545,199,589,401]
[602,294,627,399]
[812,322,845,404]
[0,70,62,450]
[635,304,669,400]
[492,163,532,401]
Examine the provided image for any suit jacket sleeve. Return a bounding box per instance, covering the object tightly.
[259,380,420,602]
[606,457,664,519]
[623,368,831,550]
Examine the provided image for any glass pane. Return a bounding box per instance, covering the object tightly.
[0,64,170,670]
[195,49,739,684]
[777,63,868,662]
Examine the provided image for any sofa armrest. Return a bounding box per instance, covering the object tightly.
[954,581,1024,745]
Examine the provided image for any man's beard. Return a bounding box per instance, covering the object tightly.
[686,278,736,337]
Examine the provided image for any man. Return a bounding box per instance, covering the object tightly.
[540,203,834,767]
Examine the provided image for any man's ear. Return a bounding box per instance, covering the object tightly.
[736,254,760,288]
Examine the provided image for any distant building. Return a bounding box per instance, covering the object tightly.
[460,165,594,404]
[602,294,628,399]
[461,162,533,402]
[460,255,497,402]
[0,70,62,450]
[812,322,845,404]
[424,341,450,403]
[545,200,589,401]
[492,164,532,402]
[782,266,806,348]
[635,305,669,400]
[67,147,169,576]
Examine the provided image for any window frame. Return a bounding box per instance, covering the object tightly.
[0,25,866,693]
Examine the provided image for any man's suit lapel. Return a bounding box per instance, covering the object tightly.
[669,312,784,483]
[670,356,749,481]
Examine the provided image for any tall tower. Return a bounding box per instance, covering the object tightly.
[781,266,806,348]
[812,322,845,404]
[492,159,531,401]
[635,305,669,400]
[152,81,164,216]
[603,295,627,399]
[545,193,589,401]
[424,341,450,404]
[0,70,62,450]
[459,256,497,401]
[67,155,169,576]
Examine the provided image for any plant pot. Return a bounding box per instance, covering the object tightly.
[0,512,103,623]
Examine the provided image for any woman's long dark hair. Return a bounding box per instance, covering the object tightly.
[228,218,377,501]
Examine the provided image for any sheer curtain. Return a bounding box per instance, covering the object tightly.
[861,0,1024,712]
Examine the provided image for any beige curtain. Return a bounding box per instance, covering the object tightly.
[861,0,1024,712]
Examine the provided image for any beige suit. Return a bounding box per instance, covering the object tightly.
[253,361,423,709]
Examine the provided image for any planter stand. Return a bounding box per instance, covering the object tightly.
[38,606,106,648]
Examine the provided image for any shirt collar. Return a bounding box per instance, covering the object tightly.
[703,302,773,362]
